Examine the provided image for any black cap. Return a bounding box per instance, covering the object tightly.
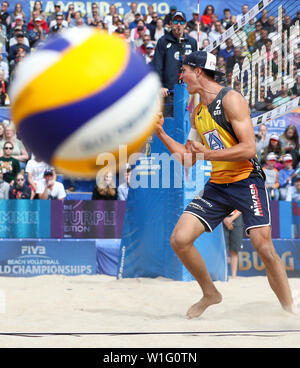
[44,169,54,176]
[171,11,186,21]
[183,50,225,76]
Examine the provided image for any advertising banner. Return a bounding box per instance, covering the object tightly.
[0,239,97,277]
[62,200,126,239]
[11,0,260,23]
[239,239,300,277]
[0,199,51,238]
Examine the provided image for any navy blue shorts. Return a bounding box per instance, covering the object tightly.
[184,176,270,235]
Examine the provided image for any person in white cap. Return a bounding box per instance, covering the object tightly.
[263,152,280,200]
[278,153,295,200]
[156,50,296,318]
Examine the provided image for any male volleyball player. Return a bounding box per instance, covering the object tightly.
[155,50,296,318]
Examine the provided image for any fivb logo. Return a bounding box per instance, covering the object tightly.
[21,245,46,256]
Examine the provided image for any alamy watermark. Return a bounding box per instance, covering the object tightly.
[95,145,207,200]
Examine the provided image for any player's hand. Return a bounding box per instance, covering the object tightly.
[190,140,207,156]
[160,88,169,97]
[155,112,165,137]
[223,217,234,230]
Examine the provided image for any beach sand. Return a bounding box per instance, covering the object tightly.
[0,274,300,348]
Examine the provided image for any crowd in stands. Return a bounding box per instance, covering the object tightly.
[0,1,298,200]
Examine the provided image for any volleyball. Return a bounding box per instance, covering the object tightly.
[10,27,162,177]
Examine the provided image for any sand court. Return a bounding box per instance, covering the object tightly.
[0,274,300,348]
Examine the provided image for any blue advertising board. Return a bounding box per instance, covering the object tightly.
[0,199,51,238]
[0,239,97,277]
[239,239,300,277]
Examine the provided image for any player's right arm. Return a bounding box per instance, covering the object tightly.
[155,112,197,167]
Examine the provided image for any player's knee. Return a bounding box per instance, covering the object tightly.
[255,243,278,265]
[170,230,191,254]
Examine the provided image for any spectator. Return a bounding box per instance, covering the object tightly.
[286,175,300,202]
[0,168,9,198]
[263,16,276,34]
[144,42,155,64]
[124,1,138,25]
[189,21,207,49]
[108,14,121,34]
[75,16,85,28]
[223,210,243,278]
[128,11,142,30]
[0,124,29,170]
[253,28,269,52]
[0,82,9,105]
[273,85,294,108]
[49,13,68,34]
[9,26,30,47]
[28,17,46,47]
[144,4,154,24]
[114,20,124,35]
[187,10,200,32]
[247,20,262,51]
[0,141,20,185]
[28,11,49,34]
[221,8,231,30]
[260,133,284,168]
[130,19,149,43]
[92,169,117,200]
[147,11,158,40]
[32,1,47,21]
[163,5,177,29]
[66,3,77,27]
[201,4,214,31]
[118,164,132,200]
[152,17,165,43]
[218,38,234,62]
[9,14,27,38]
[263,152,280,200]
[36,169,66,200]
[104,4,119,31]
[279,124,299,168]
[256,123,270,162]
[0,122,5,141]
[208,20,224,44]
[292,75,300,97]
[244,18,256,36]
[0,1,11,30]
[9,172,33,199]
[226,47,242,72]
[48,3,62,25]
[11,2,25,24]
[0,69,7,93]
[255,87,273,112]
[215,55,226,84]
[259,9,269,29]
[151,11,197,117]
[283,15,292,35]
[236,4,249,24]
[279,153,295,200]
[292,10,300,26]
[136,34,151,56]
[8,33,30,62]
[132,25,147,49]
[25,156,54,198]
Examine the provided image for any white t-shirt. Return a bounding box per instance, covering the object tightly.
[25,159,53,184]
[36,179,66,200]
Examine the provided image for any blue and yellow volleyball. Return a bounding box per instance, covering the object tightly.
[10,28,161,177]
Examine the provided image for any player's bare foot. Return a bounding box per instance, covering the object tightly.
[186,292,222,319]
[282,303,298,315]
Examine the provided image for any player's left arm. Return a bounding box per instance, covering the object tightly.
[191,91,256,162]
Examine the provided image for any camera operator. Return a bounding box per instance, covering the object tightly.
[151,11,197,117]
